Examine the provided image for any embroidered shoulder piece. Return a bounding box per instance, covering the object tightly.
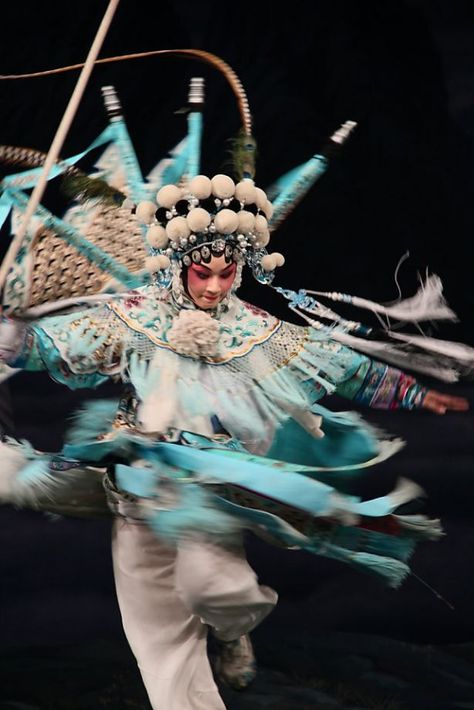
[108,288,281,364]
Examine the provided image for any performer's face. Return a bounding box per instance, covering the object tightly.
[186,255,237,309]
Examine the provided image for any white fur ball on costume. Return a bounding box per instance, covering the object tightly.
[166,216,191,240]
[146,225,169,249]
[235,180,257,204]
[167,309,221,359]
[145,254,171,273]
[261,254,277,272]
[135,201,157,225]
[188,175,212,199]
[255,187,268,211]
[211,174,235,199]
[237,210,255,233]
[214,209,239,235]
[156,184,182,208]
[186,207,211,232]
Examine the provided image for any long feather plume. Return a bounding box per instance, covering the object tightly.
[60,173,126,206]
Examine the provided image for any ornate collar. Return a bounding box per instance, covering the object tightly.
[108,287,281,364]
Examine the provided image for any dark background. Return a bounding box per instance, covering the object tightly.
[1,0,474,700]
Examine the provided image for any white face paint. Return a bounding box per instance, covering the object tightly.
[186,254,237,309]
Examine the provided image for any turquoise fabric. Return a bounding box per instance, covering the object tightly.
[115,440,405,519]
[28,317,110,389]
[267,407,379,475]
[113,442,417,589]
[6,289,435,588]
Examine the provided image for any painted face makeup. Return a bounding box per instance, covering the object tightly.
[186,255,237,309]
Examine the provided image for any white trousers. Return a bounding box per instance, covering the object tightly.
[111,518,277,710]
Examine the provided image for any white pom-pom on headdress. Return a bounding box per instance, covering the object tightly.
[147,225,169,249]
[254,214,270,247]
[237,210,256,232]
[235,180,257,204]
[136,201,157,225]
[214,209,239,234]
[261,254,277,272]
[255,229,270,248]
[255,214,268,233]
[157,184,182,208]
[145,254,171,273]
[255,187,268,211]
[187,207,211,232]
[272,252,285,267]
[261,252,285,272]
[211,174,235,199]
[166,216,191,240]
[188,175,213,199]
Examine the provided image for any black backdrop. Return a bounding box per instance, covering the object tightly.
[1,0,474,656]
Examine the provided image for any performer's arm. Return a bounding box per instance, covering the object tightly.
[0,305,127,389]
[337,356,468,414]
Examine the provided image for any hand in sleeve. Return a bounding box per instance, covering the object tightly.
[0,305,126,386]
[421,390,469,415]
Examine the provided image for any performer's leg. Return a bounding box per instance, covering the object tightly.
[111,519,226,710]
[175,534,277,642]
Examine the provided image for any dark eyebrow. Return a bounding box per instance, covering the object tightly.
[191,263,236,275]
[191,264,211,272]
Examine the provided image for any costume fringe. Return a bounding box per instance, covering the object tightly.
[387,477,425,508]
[65,399,119,443]
[139,482,244,543]
[0,438,57,507]
[346,551,410,589]
[395,514,444,540]
[328,330,466,382]
[129,351,187,434]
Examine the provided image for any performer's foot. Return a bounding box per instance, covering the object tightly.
[214,633,256,690]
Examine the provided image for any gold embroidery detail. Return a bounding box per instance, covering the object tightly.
[110,303,282,363]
